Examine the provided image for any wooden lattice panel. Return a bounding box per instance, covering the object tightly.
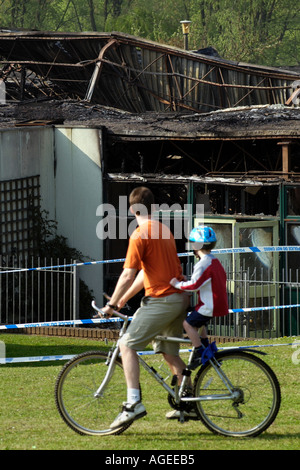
[0,175,40,257]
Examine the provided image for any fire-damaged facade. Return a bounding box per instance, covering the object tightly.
[0,30,300,334]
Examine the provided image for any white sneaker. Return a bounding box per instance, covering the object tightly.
[110,402,147,429]
[165,409,199,420]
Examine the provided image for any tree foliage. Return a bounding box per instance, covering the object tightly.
[0,0,299,65]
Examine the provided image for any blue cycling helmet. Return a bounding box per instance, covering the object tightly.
[189,226,217,244]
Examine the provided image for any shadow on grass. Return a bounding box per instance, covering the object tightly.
[123,429,300,441]
[1,334,109,367]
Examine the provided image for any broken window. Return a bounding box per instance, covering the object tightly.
[286,186,300,216]
[194,183,279,216]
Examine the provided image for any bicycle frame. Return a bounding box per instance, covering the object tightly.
[91,302,237,406]
[56,303,281,437]
[139,340,237,406]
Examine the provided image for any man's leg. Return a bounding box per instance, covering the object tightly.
[163,352,198,420]
[110,342,146,429]
[120,342,140,400]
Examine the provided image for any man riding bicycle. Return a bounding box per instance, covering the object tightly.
[95,186,189,429]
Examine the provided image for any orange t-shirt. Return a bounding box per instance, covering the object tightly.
[123,219,184,297]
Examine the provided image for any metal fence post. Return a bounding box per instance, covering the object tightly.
[72,260,79,325]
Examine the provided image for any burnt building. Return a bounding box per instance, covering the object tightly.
[0,30,299,334]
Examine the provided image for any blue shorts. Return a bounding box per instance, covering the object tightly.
[186,310,210,328]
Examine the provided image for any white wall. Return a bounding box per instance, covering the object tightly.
[54,127,103,306]
[0,126,104,309]
[0,126,52,181]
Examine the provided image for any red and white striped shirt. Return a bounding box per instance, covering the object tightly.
[173,254,228,318]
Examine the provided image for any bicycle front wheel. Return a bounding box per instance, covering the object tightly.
[193,350,281,437]
[55,351,130,436]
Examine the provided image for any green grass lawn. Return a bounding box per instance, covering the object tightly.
[0,333,299,451]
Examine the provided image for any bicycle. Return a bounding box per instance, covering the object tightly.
[55,301,281,438]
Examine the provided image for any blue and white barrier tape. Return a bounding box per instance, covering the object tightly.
[0,245,299,275]
[1,342,299,365]
[1,301,300,332]
[0,355,75,364]
[229,303,300,313]
[212,245,300,254]
[0,316,126,330]
[1,302,299,331]
[0,244,298,331]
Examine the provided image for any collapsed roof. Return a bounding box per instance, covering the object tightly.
[1,99,299,141]
[0,30,299,185]
[0,30,299,113]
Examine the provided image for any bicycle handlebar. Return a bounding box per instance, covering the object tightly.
[91,301,128,322]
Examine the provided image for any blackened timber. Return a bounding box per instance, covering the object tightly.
[0,30,299,112]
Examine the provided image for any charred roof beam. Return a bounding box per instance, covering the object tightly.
[85,39,118,102]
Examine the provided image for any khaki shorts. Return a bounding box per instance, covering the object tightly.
[120,292,189,356]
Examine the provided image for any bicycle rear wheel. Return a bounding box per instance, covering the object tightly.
[55,351,131,436]
[193,350,281,437]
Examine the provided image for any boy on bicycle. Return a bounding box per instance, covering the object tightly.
[170,226,229,370]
